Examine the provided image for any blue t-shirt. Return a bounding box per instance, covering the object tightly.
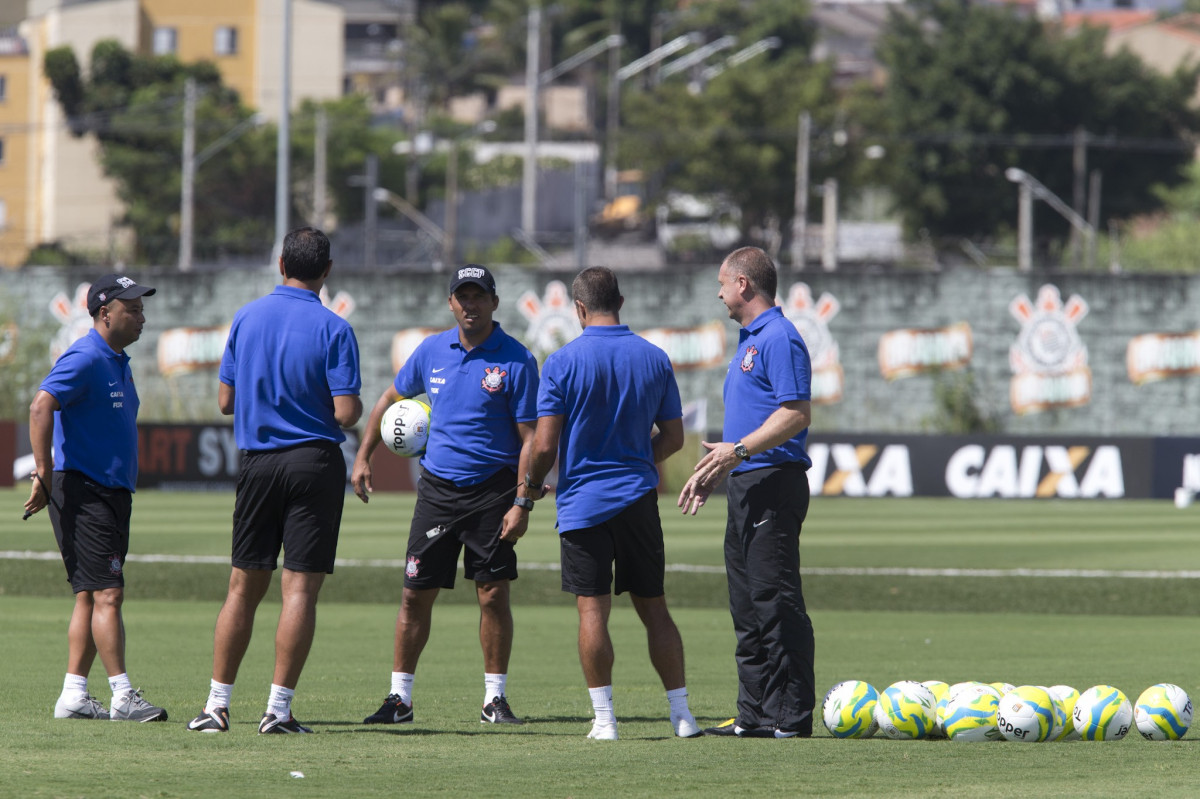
[395,322,538,487]
[219,284,362,451]
[537,325,682,532]
[723,306,812,474]
[39,328,140,491]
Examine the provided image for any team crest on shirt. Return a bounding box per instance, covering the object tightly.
[406,556,420,578]
[108,555,123,575]
[481,366,507,393]
[740,345,759,373]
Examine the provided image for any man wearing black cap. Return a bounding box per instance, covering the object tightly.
[24,273,169,723]
[352,264,540,727]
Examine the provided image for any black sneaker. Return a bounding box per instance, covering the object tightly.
[363,694,413,725]
[259,712,312,734]
[481,695,524,725]
[187,706,230,733]
[703,718,739,736]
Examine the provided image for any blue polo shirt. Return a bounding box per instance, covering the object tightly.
[219,284,361,451]
[395,322,538,487]
[39,328,140,491]
[723,306,812,474]
[537,325,682,532]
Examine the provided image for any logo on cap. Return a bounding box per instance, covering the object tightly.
[458,267,486,280]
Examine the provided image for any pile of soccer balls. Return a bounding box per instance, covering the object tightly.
[822,679,1193,742]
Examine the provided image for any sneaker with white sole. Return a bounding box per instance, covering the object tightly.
[259,712,312,734]
[54,692,109,720]
[186,707,230,732]
[481,695,524,725]
[362,694,413,725]
[672,714,703,738]
[587,720,618,740]
[110,689,168,722]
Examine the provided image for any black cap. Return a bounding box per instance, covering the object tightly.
[87,274,157,316]
[449,264,496,295]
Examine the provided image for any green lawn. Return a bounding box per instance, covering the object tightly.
[2,489,1200,797]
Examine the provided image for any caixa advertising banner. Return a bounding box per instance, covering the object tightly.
[804,434,1194,500]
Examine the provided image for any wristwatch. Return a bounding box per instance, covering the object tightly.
[733,442,751,461]
[513,496,535,511]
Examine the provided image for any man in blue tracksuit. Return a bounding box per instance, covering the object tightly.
[679,246,816,739]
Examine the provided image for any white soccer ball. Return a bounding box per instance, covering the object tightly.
[874,680,937,740]
[1048,685,1080,741]
[1073,685,1134,741]
[997,686,1056,742]
[822,680,879,739]
[1134,684,1193,741]
[941,683,1002,742]
[380,398,431,457]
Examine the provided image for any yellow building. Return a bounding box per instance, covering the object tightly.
[0,31,33,268]
[4,0,343,269]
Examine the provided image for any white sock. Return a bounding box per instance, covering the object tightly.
[62,673,88,698]
[485,673,507,706]
[391,672,414,705]
[667,687,693,720]
[206,679,234,713]
[589,685,615,727]
[267,684,294,719]
[108,673,133,698]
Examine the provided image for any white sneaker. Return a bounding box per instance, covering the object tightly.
[587,721,618,740]
[54,692,109,720]
[110,689,168,722]
[672,713,702,738]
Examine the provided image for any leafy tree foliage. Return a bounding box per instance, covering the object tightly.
[871,0,1200,241]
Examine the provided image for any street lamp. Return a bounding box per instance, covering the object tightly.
[1005,167,1095,272]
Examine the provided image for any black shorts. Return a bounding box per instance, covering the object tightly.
[49,470,132,593]
[559,489,665,598]
[232,442,346,574]
[404,468,518,589]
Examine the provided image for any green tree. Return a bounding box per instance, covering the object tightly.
[871,0,1200,242]
[620,0,846,244]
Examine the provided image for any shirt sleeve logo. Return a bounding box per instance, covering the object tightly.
[482,366,507,393]
[740,344,759,373]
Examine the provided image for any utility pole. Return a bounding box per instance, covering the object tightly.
[313,107,327,230]
[1016,181,1033,272]
[1086,169,1101,271]
[178,77,196,272]
[444,143,458,268]
[605,17,621,200]
[273,0,293,264]
[364,154,378,270]
[789,110,810,276]
[821,177,838,272]
[1071,127,1087,269]
[522,4,541,237]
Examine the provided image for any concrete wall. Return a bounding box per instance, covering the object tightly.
[2,264,1199,438]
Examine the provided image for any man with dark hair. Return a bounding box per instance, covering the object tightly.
[525,266,701,740]
[188,226,363,734]
[679,246,816,739]
[352,264,539,727]
[26,273,168,723]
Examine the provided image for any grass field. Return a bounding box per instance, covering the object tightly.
[3,488,1200,797]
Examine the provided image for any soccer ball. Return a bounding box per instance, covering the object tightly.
[1073,685,1133,741]
[1038,686,1068,742]
[922,681,950,738]
[822,680,879,739]
[941,683,1002,742]
[1134,684,1193,741]
[997,686,1056,742]
[1048,685,1080,741]
[874,681,937,740]
[380,398,431,457]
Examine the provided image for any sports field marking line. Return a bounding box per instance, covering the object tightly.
[4,550,1200,579]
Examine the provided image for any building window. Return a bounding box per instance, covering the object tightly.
[0,75,6,102]
[0,137,5,165]
[153,27,177,55]
[0,198,7,231]
[215,26,238,56]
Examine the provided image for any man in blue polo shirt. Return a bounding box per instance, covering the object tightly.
[352,264,539,727]
[187,226,362,735]
[678,246,815,740]
[525,266,700,741]
[25,273,168,723]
